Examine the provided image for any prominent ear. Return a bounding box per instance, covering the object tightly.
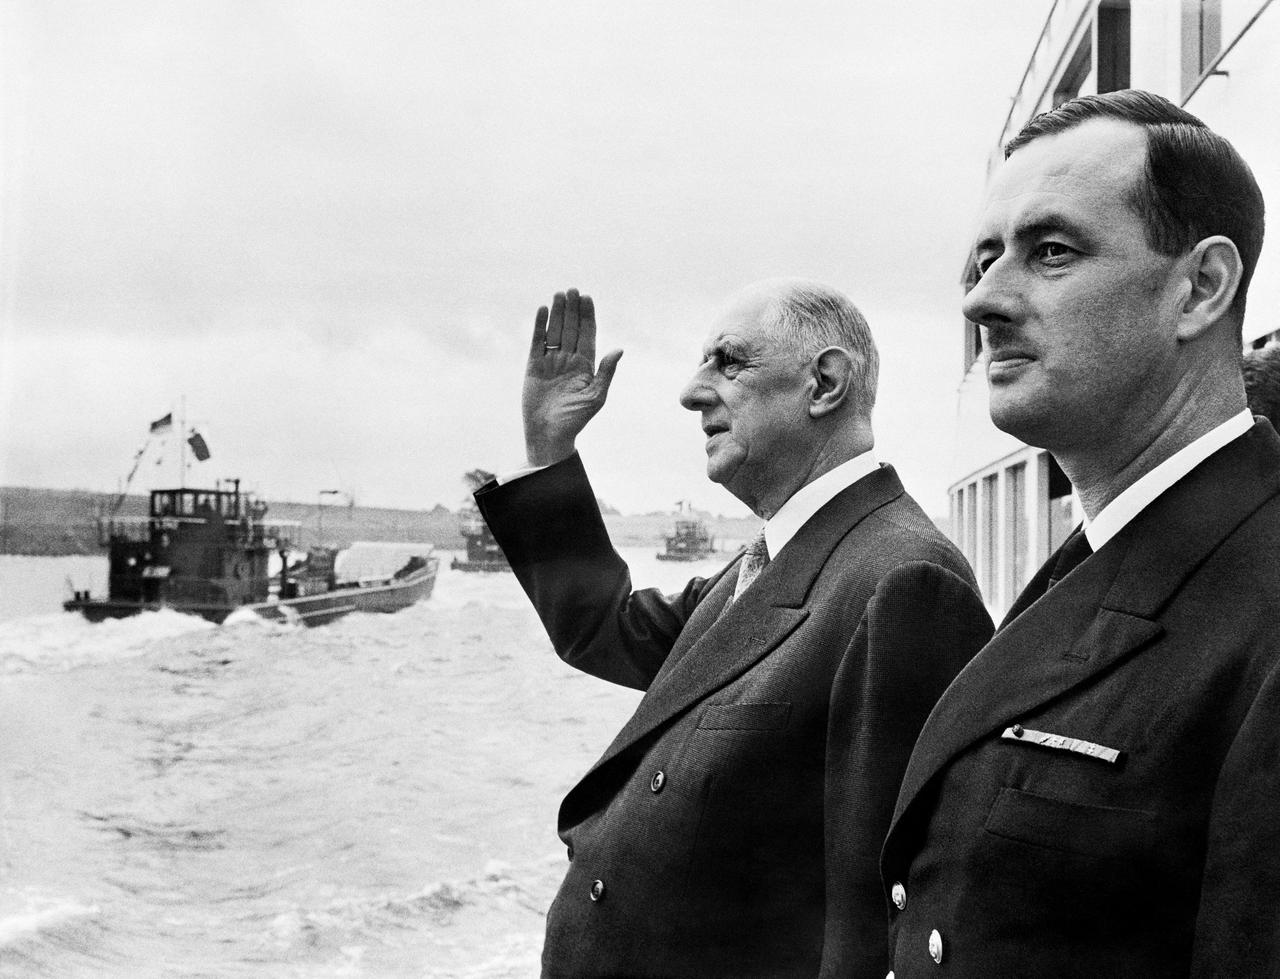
[807,347,855,418]
[1176,235,1244,342]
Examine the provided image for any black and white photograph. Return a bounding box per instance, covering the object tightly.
[2,1,1278,976]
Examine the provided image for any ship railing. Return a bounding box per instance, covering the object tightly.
[97,514,301,549]
[989,0,1092,175]
[241,519,300,550]
[96,515,155,545]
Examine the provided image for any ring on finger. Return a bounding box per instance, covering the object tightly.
[544,343,562,351]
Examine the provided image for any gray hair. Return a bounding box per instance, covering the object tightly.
[766,281,879,414]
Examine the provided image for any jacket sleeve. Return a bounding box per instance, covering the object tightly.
[820,559,993,978]
[1191,654,1280,976]
[475,452,727,691]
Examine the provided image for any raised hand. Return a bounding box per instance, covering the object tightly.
[522,288,624,467]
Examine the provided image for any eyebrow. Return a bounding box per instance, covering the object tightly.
[973,213,1090,256]
[701,336,752,360]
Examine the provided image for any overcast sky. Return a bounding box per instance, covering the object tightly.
[1,1,1052,517]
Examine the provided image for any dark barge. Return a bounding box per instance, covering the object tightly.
[64,481,438,626]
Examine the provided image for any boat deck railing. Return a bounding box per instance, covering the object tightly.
[98,515,301,548]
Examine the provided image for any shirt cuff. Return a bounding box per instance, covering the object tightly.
[495,463,549,486]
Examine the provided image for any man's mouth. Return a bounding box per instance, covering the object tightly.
[702,423,729,438]
[987,352,1034,379]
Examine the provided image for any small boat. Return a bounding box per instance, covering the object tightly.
[450,506,511,572]
[64,480,439,626]
[657,505,717,562]
[449,468,511,572]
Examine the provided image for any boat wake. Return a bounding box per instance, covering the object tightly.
[0,610,214,675]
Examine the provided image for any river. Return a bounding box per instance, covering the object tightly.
[0,547,729,977]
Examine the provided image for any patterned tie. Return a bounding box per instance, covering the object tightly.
[733,529,770,601]
[1048,527,1093,587]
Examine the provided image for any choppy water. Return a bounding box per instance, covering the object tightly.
[0,548,730,977]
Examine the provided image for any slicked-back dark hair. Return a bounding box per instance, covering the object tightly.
[1006,89,1265,322]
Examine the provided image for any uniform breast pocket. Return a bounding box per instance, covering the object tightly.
[697,702,792,731]
[984,785,1159,860]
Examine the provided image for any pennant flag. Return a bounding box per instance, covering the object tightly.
[187,430,211,462]
[149,412,173,434]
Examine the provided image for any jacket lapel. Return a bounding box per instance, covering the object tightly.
[582,465,907,780]
[889,421,1280,833]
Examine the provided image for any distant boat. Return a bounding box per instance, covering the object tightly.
[450,506,511,573]
[64,481,438,626]
[657,505,717,562]
[450,468,511,573]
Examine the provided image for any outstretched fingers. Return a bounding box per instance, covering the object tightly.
[560,288,581,355]
[529,305,549,359]
[577,294,597,363]
[545,292,566,351]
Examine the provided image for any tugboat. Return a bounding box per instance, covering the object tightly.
[64,480,439,626]
[450,469,511,572]
[656,501,717,561]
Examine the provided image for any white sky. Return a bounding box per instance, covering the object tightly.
[1,0,1052,516]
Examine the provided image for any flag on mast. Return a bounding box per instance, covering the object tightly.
[187,430,211,462]
[149,412,173,434]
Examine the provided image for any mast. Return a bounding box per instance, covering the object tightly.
[179,396,187,488]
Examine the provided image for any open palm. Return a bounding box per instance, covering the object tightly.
[522,288,623,467]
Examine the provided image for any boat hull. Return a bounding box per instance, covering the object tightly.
[65,559,439,627]
[450,557,511,573]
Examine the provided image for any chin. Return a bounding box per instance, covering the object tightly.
[705,447,744,488]
[988,395,1055,448]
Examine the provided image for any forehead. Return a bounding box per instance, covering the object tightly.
[700,290,779,353]
[975,118,1149,242]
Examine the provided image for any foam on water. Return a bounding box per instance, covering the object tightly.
[0,609,215,675]
[0,550,688,976]
[0,895,101,949]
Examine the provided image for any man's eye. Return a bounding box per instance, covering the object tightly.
[1035,241,1074,263]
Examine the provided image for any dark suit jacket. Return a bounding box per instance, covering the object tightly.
[881,420,1280,978]
[476,453,992,978]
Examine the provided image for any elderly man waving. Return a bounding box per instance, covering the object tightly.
[475,280,991,977]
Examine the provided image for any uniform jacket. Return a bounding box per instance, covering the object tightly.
[881,420,1280,978]
[476,453,992,978]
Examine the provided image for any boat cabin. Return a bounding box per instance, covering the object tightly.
[98,481,295,613]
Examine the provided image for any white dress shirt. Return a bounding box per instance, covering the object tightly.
[1084,409,1253,551]
[762,450,880,559]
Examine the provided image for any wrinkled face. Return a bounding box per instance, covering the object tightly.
[678,292,813,513]
[963,119,1188,455]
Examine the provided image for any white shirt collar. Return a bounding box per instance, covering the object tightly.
[1084,409,1253,551]
[763,450,879,559]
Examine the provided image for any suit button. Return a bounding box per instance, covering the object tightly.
[891,881,907,910]
[928,929,944,964]
[590,879,606,902]
[650,770,666,793]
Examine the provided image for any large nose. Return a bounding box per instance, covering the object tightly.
[961,255,1018,329]
[679,362,715,412]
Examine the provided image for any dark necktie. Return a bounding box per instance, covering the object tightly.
[733,530,769,601]
[1048,527,1093,587]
